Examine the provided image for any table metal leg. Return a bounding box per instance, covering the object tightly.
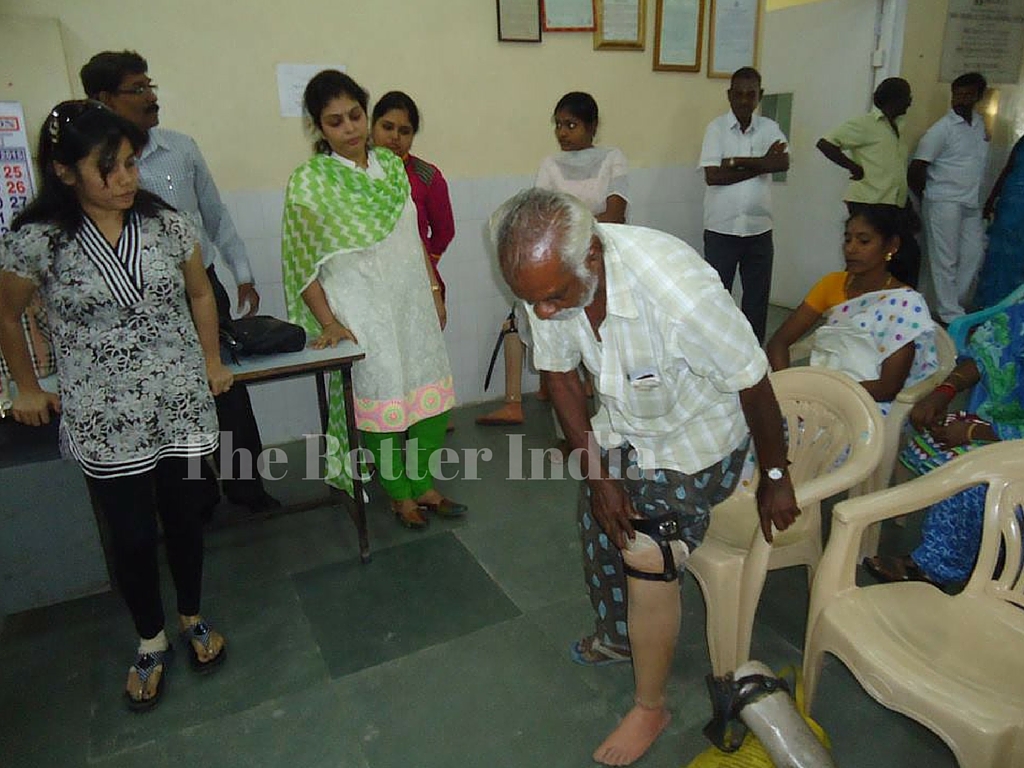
[335,366,370,563]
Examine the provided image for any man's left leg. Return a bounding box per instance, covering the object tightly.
[737,231,774,344]
[592,443,747,766]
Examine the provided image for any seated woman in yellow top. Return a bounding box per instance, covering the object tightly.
[767,206,937,412]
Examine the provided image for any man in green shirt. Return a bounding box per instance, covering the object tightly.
[817,78,921,287]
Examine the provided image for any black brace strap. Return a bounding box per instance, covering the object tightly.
[483,308,517,391]
[623,513,684,582]
[702,671,792,752]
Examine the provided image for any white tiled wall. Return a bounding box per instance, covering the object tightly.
[218,165,707,445]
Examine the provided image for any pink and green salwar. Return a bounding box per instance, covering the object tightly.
[282,148,455,496]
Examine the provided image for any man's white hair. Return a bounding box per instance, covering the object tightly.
[489,188,598,284]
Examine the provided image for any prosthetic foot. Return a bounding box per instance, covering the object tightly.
[703,660,835,768]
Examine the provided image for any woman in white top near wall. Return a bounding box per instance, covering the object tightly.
[477,92,628,428]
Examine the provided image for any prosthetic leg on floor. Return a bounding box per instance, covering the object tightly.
[703,659,835,768]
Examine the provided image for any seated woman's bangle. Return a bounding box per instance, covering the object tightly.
[431,285,441,292]
[934,382,957,400]
[966,423,978,442]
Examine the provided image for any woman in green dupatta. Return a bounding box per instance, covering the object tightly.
[282,70,465,529]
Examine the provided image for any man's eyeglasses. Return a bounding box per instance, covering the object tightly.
[115,83,158,96]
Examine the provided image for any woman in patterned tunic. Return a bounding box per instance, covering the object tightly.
[282,71,464,529]
[0,101,232,711]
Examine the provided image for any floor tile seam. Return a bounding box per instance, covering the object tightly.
[324,613,534,684]
[451,528,535,615]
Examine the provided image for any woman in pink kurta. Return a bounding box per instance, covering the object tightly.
[371,91,455,301]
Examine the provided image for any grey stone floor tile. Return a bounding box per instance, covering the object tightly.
[87,579,328,761]
[330,616,619,768]
[454,488,582,612]
[89,680,368,768]
[293,532,521,679]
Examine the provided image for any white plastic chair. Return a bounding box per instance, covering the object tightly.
[803,440,1024,768]
[686,367,884,676]
[789,324,956,496]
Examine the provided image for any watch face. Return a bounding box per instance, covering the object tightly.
[766,467,784,480]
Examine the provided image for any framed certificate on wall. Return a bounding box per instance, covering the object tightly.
[497,0,542,42]
[542,0,595,31]
[653,0,705,72]
[708,0,761,78]
[594,0,646,50]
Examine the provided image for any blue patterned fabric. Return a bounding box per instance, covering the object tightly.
[975,137,1024,310]
[903,302,1024,583]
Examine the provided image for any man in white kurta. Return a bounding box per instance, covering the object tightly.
[909,72,990,324]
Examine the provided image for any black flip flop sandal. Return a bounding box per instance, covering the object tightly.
[124,645,174,713]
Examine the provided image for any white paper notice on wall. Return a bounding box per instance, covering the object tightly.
[276,64,346,118]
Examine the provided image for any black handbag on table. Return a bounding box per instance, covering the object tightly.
[219,315,306,363]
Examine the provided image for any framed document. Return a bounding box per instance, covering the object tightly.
[939,0,1024,84]
[542,0,595,31]
[594,0,646,50]
[497,0,542,42]
[708,0,761,78]
[653,0,705,71]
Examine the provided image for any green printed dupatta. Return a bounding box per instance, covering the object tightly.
[281,148,410,494]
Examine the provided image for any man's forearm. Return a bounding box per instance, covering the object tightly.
[704,166,763,186]
[546,369,607,481]
[738,375,789,470]
[816,139,855,172]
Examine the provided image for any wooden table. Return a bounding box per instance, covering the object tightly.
[231,343,371,562]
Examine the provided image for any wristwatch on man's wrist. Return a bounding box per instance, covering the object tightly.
[761,466,787,481]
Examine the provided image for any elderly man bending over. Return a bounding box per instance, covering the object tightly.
[490,189,800,766]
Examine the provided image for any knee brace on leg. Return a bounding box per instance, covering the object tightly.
[703,660,835,768]
[622,513,690,582]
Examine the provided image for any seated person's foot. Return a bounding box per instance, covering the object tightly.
[862,554,939,586]
[593,700,671,766]
[392,498,429,529]
[415,489,468,517]
[475,400,523,426]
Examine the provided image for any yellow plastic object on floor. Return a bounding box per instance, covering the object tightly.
[685,667,830,768]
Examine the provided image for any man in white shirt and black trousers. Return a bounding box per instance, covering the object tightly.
[699,67,789,344]
[81,50,280,514]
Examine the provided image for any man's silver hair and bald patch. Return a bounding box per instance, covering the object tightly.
[489,188,598,284]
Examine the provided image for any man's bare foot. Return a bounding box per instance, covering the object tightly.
[593,703,671,766]
[475,401,523,425]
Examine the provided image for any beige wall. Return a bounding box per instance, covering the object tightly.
[6,1,1020,188]
[6,0,742,190]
